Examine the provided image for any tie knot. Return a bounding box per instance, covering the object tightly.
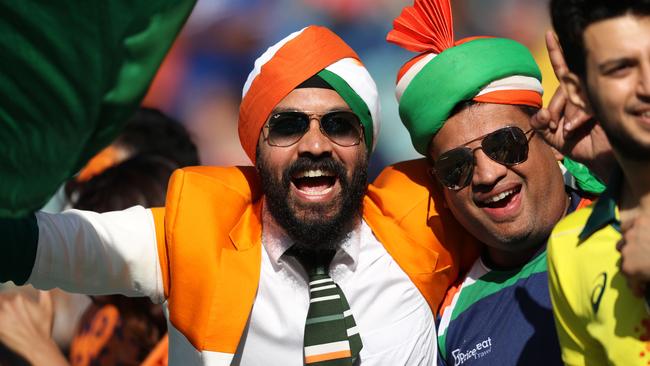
[287,248,336,279]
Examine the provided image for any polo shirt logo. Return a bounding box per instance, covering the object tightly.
[591,272,607,314]
[451,337,493,365]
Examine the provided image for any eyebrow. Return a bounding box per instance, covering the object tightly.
[270,106,353,114]
[598,57,637,73]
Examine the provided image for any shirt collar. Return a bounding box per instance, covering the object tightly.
[579,167,623,241]
[261,203,361,270]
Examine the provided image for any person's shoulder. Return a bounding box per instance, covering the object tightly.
[372,158,430,190]
[170,165,261,201]
[367,158,438,219]
[547,204,598,279]
[549,204,595,246]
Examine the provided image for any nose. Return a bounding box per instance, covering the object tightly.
[296,118,333,157]
[638,61,650,98]
[471,149,508,188]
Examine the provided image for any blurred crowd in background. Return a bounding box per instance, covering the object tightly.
[142,0,557,178]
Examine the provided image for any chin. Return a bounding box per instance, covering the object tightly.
[291,200,341,222]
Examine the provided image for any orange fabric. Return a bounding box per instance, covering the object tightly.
[150,207,169,298]
[396,53,431,85]
[70,305,120,366]
[437,280,463,318]
[367,158,480,311]
[305,351,352,363]
[162,166,262,353]
[577,196,595,210]
[386,0,454,54]
[141,334,169,366]
[76,145,121,182]
[472,89,543,108]
[158,161,470,353]
[454,35,494,46]
[238,26,359,164]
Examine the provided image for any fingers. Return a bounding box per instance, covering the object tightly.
[619,217,650,296]
[563,105,593,135]
[37,290,55,331]
[530,108,551,130]
[38,290,53,313]
[546,30,569,79]
[546,87,568,129]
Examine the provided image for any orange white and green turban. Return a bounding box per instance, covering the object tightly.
[238,25,380,164]
[387,0,543,155]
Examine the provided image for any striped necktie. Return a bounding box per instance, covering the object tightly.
[297,251,363,365]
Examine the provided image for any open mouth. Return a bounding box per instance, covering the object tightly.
[633,110,650,127]
[476,186,521,209]
[291,169,337,195]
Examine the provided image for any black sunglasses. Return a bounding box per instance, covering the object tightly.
[432,126,534,190]
[262,111,364,147]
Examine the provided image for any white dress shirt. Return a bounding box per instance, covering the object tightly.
[235,209,436,365]
[28,207,436,365]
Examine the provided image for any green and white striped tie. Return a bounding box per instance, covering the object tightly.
[298,252,363,365]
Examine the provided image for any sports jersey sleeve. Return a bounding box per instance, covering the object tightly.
[547,235,602,366]
[27,206,165,303]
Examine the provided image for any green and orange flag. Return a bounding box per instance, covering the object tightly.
[0,1,196,217]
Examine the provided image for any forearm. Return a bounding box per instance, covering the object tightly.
[29,207,164,302]
[20,337,70,366]
[0,214,39,285]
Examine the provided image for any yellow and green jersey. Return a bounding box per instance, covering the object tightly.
[548,173,650,365]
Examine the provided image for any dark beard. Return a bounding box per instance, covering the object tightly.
[257,154,367,258]
[588,90,650,162]
[599,123,650,162]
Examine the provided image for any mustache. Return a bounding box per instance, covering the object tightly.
[284,156,347,182]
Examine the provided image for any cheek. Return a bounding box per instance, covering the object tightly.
[340,148,367,176]
[443,190,472,216]
[588,77,628,112]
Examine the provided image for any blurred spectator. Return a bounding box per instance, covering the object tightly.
[75,108,199,183]
[0,155,184,366]
[0,108,198,365]
[68,155,178,366]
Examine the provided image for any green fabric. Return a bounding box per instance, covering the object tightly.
[318,69,373,150]
[579,167,622,241]
[563,158,607,195]
[398,38,542,155]
[448,251,547,325]
[301,259,362,364]
[0,0,196,218]
[0,213,38,285]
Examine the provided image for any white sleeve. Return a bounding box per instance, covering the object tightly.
[28,206,165,303]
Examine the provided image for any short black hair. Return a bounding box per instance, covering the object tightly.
[551,0,650,78]
[69,154,179,211]
[116,107,200,167]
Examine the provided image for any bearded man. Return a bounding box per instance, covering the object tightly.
[0,25,470,365]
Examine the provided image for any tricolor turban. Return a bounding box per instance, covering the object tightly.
[387,0,543,155]
[239,25,380,164]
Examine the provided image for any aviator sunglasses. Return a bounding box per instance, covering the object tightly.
[262,111,364,147]
[432,126,535,190]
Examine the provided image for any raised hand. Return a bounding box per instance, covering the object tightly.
[530,31,615,181]
[618,210,650,298]
[0,290,70,366]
